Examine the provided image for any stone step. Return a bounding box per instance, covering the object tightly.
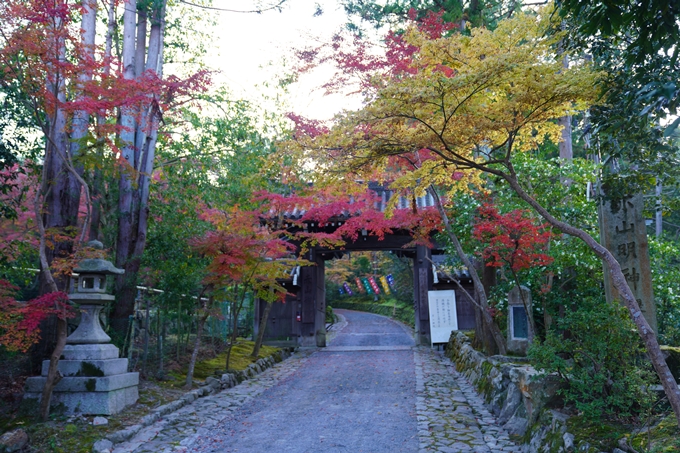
[24,385,138,415]
[25,372,139,393]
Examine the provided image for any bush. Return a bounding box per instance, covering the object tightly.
[325,305,335,324]
[528,297,656,421]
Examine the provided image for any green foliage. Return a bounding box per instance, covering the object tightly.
[529,297,657,421]
[325,305,335,324]
[341,0,526,32]
[558,0,680,195]
[649,237,680,345]
[442,152,605,341]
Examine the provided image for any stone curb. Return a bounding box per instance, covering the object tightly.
[94,348,294,452]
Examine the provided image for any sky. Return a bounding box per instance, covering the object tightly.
[203,0,366,120]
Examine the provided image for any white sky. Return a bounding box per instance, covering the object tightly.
[204,0,366,120]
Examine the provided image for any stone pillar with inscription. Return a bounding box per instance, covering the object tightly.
[598,194,658,333]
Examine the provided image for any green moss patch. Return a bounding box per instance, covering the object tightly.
[629,414,680,452]
[85,378,96,392]
[164,339,280,386]
[77,362,104,377]
[565,416,626,451]
[193,341,279,378]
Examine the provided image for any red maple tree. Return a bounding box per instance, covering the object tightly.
[473,203,554,272]
[0,280,73,353]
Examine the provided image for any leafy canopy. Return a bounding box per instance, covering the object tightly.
[296,6,602,203]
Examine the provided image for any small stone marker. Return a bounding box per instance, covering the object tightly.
[598,194,658,333]
[507,285,532,355]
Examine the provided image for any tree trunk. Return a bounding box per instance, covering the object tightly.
[89,0,116,242]
[112,0,139,335]
[501,168,680,426]
[34,182,64,421]
[225,285,244,371]
[37,3,99,419]
[176,299,182,361]
[428,186,507,355]
[252,299,273,358]
[142,296,150,376]
[656,180,663,238]
[112,0,167,337]
[185,311,209,389]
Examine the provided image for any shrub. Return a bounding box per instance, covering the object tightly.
[528,296,656,421]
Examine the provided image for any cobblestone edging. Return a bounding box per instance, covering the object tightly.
[414,348,522,453]
[92,348,306,453]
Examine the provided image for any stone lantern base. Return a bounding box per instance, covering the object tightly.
[24,344,138,415]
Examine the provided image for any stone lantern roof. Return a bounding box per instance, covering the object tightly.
[73,240,124,276]
[73,258,124,276]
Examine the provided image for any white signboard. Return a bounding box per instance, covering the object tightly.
[428,290,458,345]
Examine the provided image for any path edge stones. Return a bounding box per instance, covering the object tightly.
[93,348,295,453]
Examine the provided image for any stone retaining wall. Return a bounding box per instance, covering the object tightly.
[445,332,562,439]
[444,331,635,453]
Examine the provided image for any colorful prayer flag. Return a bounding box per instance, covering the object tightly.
[368,277,380,295]
[355,278,365,293]
[380,276,391,294]
[361,277,373,294]
[343,282,353,295]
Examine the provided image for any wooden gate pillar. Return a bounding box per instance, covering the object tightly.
[299,250,327,347]
[413,245,433,345]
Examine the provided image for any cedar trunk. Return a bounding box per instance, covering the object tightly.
[113,0,166,337]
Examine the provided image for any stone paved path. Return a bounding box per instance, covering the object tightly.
[111,350,315,453]
[414,349,522,452]
[109,310,522,453]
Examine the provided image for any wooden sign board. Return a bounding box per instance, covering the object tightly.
[428,290,458,345]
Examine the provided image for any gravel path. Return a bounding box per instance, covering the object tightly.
[108,309,522,453]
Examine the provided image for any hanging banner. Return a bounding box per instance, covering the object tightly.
[380,276,391,294]
[368,277,380,295]
[361,277,373,294]
[343,282,353,295]
[355,278,365,293]
[386,274,395,287]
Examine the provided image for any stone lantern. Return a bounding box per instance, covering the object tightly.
[24,241,139,415]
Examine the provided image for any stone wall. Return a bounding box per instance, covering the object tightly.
[447,332,680,452]
[445,331,562,439]
[446,331,590,452]
[445,331,676,453]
